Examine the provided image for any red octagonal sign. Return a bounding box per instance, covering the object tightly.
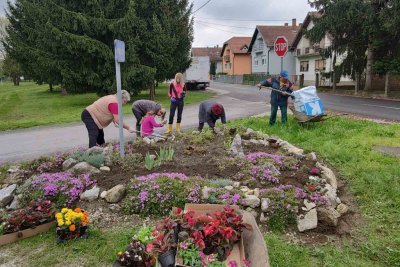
[274,36,288,58]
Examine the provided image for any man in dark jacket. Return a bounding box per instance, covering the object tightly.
[257,70,293,126]
[198,100,226,132]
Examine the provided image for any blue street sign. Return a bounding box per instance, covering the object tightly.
[114,39,125,63]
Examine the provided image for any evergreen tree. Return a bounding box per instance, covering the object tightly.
[4,0,154,95]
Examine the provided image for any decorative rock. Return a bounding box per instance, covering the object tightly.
[105,184,126,203]
[245,207,258,218]
[67,162,100,175]
[224,186,234,191]
[246,128,255,135]
[202,186,211,200]
[261,198,270,212]
[323,184,338,206]
[262,134,270,140]
[240,186,249,193]
[253,188,260,198]
[100,191,107,199]
[316,162,338,189]
[62,158,78,171]
[308,152,317,161]
[143,137,153,145]
[80,186,100,202]
[103,145,113,167]
[100,166,111,172]
[249,139,260,145]
[230,134,245,158]
[317,207,341,227]
[6,195,22,210]
[336,203,349,216]
[303,199,316,211]
[259,212,268,223]
[4,171,24,184]
[7,166,20,174]
[84,146,104,155]
[0,184,17,207]
[258,140,269,146]
[233,182,240,188]
[336,197,342,204]
[243,195,261,208]
[279,141,304,158]
[246,189,254,195]
[297,208,318,232]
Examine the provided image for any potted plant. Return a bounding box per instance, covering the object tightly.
[55,207,89,243]
[116,239,155,267]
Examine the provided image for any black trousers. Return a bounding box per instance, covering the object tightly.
[132,108,143,133]
[168,100,184,124]
[81,109,105,148]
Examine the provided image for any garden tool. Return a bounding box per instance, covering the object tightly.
[258,85,294,97]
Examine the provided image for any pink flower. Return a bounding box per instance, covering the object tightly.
[228,261,238,267]
[243,259,251,267]
[179,242,188,249]
[146,244,154,252]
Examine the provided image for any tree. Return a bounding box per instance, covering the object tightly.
[307,0,372,93]
[133,0,193,100]
[0,17,9,59]
[2,54,22,85]
[4,0,155,95]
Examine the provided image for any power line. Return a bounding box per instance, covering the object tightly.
[192,0,213,14]
[196,21,253,35]
[196,16,292,22]
[195,20,255,29]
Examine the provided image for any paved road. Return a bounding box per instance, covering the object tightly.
[213,82,400,121]
[1,82,399,164]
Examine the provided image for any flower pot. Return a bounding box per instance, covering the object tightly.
[158,249,175,267]
[56,225,89,244]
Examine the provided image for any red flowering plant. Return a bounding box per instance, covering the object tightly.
[1,199,55,234]
[180,206,246,262]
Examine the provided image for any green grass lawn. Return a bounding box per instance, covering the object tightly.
[0,82,214,131]
[228,116,400,267]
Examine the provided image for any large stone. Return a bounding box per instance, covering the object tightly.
[242,195,261,208]
[100,166,111,172]
[0,184,17,207]
[297,208,318,232]
[322,184,338,206]
[253,188,260,198]
[85,146,104,155]
[6,195,22,210]
[261,198,270,212]
[102,145,113,167]
[80,186,100,202]
[306,152,317,161]
[62,158,78,171]
[279,140,304,158]
[245,207,258,218]
[232,182,240,188]
[316,162,337,189]
[230,134,244,157]
[336,203,349,216]
[100,191,107,199]
[224,186,233,191]
[303,199,316,211]
[317,207,341,227]
[105,184,126,203]
[67,162,100,175]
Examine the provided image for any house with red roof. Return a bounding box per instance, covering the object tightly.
[220,37,252,75]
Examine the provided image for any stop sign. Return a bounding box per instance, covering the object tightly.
[274,36,288,57]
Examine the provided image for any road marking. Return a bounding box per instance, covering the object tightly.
[360,104,400,110]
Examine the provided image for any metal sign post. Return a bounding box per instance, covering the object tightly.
[274,36,288,72]
[114,39,126,158]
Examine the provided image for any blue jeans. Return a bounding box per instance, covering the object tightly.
[269,105,287,126]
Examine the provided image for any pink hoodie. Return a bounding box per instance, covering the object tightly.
[141,115,163,137]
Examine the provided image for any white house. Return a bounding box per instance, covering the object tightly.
[248,19,300,79]
[292,12,354,87]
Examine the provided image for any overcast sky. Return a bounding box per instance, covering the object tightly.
[0,0,314,47]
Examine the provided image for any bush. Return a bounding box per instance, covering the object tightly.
[119,153,144,173]
[122,173,205,216]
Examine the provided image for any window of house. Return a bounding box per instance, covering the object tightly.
[254,59,259,66]
[315,59,326,71]
[262,57,266,65]
[297,49,301,56]
[305,47,310,54]
[300,61,309,72]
